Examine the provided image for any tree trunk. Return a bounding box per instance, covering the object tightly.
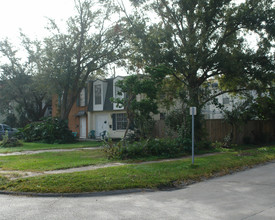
[187,83,205,142]
[123,118,131,139]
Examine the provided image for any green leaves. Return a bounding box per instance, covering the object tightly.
[19,117,75,144]
[111,73,165,138]
[43,0,128,119]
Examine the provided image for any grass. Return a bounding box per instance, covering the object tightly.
[0,141,102,153]
[0,149,111,171]
[0,148,210,172]
[0,145,274,193]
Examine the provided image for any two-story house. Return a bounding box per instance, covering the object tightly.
[201,81,258,119]
[52,76,128,139]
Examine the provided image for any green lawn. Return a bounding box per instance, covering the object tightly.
[0,146,274,193]
[0,141,102,153]
[0,146,218,172]
[0,149,111,171]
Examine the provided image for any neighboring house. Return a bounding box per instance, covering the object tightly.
[52,76,128,139]
[52,76,260,139]
[202,93,235,119]
[201,82,257,119]
[88,76,127,139]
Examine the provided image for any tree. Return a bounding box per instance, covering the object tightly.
[122,0,275,139]
[251,93,275,120]
[44,0,128,120]
[0,39,51,126]
[221,97,254,145]
[112,66,166,138]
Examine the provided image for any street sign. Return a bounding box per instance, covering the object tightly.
[190,107,197,115]
[190,107,196,164]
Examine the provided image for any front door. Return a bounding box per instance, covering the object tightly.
[95,114,109,137]
[79,116,86,138]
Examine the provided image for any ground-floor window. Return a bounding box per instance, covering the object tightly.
[113,113,127,130]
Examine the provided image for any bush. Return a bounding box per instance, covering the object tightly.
[19,117,75,144]
[102,139,123,159]
[102,138,199,160]
[0,131,23,148]
[196,140,212,151]
[243,136,251,145]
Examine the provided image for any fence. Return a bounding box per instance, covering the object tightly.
[153,119,275,144]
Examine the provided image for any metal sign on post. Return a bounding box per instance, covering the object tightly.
[190,107,196,164]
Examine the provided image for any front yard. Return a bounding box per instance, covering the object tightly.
[0,141,274,194]
[0,141,101,153]
[0,150,110,171]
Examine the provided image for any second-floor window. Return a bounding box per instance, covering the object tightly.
[95,85,101,105]
[115,85,122,98]
[113,78,124,110]
[223,97,229,105]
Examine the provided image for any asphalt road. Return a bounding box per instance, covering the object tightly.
[0,162,275,220]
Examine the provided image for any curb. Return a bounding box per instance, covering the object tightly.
[0,188,156,198]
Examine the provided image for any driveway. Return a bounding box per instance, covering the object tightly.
[0,162,274,220]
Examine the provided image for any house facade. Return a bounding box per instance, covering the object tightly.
[201,82,257,119]
[52,76,128,139]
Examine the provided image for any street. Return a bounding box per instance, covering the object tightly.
[0,162,274,220]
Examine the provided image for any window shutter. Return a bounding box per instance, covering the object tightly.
[76,95,80,107]
[85,87,88,106]
[112,114,117,130]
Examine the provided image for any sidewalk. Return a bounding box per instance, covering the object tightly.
[0,147,101,157]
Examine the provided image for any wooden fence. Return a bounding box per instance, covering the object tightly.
[153,119,275,144]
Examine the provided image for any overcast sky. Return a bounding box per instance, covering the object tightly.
[0,0,250,44]
[0,0,76,42]
[0,0,259,59]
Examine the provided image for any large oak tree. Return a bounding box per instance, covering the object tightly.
[44,0,128,120]
[122,0,275,138]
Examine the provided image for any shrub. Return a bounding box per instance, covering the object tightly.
[243,136,251,145]
[102,138,198,160]
[102,139,123,159]
[19,117,75,144]
[0,131,23,148]
[211,141,224,149]
[196,140,212,151]
[176,137,192,153]
[121,141,147,159]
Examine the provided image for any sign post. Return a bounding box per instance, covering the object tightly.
[190,107,197,164]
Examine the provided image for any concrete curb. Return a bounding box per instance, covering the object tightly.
[0,188,156,198]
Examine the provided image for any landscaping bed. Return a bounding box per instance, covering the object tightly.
[0,145,274,194]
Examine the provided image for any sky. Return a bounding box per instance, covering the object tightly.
[0,0,255,48]
[0,0,260,67]
[0,0,76,42]
[0,0,133,77]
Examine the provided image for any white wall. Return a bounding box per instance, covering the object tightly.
[88,111,127,139]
